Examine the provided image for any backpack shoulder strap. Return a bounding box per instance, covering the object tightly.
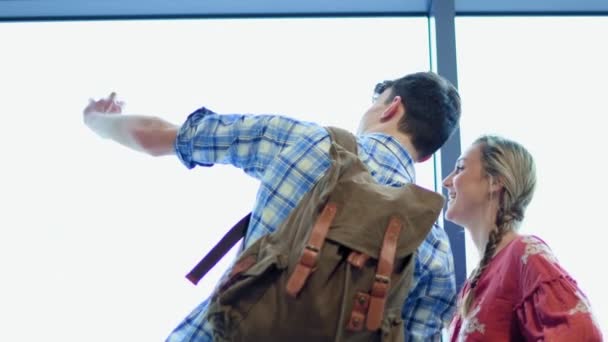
[325,126,358,156]
[185,213,251,285]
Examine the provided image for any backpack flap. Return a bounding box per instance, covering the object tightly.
[325,179,445,260]
[323,126,445,258]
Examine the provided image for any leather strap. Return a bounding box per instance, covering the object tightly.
[219,255,257,292]
[347,251,370,269]
[366,217,402,331]
[285,203,337,297]
[185,213,251,285]
[347,292,370,331]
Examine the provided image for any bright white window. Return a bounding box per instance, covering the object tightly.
[456,16,607,336]
[0,18,431,341]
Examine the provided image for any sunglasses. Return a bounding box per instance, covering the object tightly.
[372,80,395,103]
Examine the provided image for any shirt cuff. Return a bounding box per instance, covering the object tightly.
[174,106,217,169]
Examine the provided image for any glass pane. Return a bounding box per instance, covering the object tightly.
[456,16,607,335]
[0,18,430,341]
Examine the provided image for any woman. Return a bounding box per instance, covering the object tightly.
[443,135,602,341]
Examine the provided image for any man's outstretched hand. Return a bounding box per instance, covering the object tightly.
[83,92,124,117]
[81,93,178,156]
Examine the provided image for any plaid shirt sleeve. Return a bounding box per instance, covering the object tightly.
[402,224,458,341]
[174,107,320,180]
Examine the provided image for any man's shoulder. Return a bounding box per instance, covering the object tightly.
[282,124,332,156]
[354,133,416,184]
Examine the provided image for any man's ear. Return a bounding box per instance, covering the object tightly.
[380,95,403,121]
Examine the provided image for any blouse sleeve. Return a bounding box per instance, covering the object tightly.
[515,236,603,341]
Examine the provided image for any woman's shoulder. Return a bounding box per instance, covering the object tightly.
[508,235,579,290]
[494,235,566,282]
[492,234,553,263]
[512,235,559,264]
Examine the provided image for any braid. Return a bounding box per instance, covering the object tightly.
[497,190,524,228]
[460,210,510,316]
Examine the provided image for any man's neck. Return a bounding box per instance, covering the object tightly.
[385,129,418,162]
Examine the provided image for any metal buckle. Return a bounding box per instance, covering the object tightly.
[374,274,390,284]
[305,245,320,253]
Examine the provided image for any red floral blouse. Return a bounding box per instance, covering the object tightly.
[449,235,603,341]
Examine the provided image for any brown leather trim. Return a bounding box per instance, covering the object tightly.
[285,203,337,297]
[285,263,313,297]
[307,203,337,250]
[347,292,370,331]
[347,251,370,269]
[219,255,257,292]
[230,255,257,277]
[299,248,318,268]
[366,217,402,331]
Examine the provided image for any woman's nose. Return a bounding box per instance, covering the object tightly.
[442,174,452,189]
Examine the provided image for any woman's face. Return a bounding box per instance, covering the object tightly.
[442,144,492,227]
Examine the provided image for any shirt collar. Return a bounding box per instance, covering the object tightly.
[363,132,416,179]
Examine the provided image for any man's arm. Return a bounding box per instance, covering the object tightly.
[174,107,322,179]
[83,93,178,156]
[83,93,323,180]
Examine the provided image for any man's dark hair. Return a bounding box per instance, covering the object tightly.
[375,72,461,159]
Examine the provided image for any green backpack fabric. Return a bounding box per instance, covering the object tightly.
[195,127,445,342]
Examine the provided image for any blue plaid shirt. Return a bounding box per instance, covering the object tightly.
[169,107,456,341]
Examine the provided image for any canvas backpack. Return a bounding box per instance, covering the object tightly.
[185,127,445,342]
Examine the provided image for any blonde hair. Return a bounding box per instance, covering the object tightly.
[460,135,537,316]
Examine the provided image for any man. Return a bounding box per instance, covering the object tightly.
[83,71,461,341]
